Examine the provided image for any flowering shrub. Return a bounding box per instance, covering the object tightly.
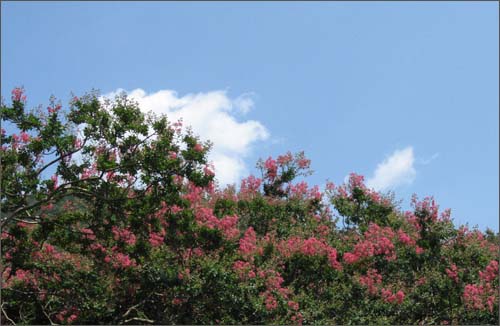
[1,88,498,325]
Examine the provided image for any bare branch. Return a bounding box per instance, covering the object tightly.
[124,317,154,324]
[1,303,16,325]
[35,136,89,178]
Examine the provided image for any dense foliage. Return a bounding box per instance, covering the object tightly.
[1,88,499,325]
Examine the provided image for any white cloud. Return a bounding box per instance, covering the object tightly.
[103,88,269,186]
[233,93,256,114]
[366,146,416,191]
[417,152,439,165]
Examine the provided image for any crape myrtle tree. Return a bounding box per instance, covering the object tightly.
[1,88,499,325]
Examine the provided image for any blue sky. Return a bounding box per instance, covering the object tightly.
[2,2,498,231]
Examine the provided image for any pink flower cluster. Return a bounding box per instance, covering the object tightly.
[42,243,64,260]
[348,173,366,191]
[81,228,96,241]
[183,183,204,207]
[168,151,177,160]
[479,260,498,283]
[47,104,62,114]
[112,252,136,269]
[358,269,404,304]
[112,226,137,245]
[327,174,393,208]
[257,269,292,312]
[344,223,398,264]
[464,284,488,310]
[10,132,33,150]
[277,152,293,165]
[81,163,98,180]
[277,237,342,270]
[217,215,239,240]
[411,195,439,222]
[50,175,59,190]
[193,143,204,152]
[55,308,79,324]
[233,260,253,280]
[287,182,322,201]
[149,229,166,247]
[287,300,299,311]
[295,152,311,169]
[239,175,262,199]
[3,269,34,287]
[264,157,278,180]
[203,165,215,177]
[239,227,258,256]
[358,268,383,295]
[194,207,240,240]
[463,260,499,312]
[11,87,27,102]
[446,264,459,283]
[397,229,416,246]
[381,288,405,304]
[455,228,498,255]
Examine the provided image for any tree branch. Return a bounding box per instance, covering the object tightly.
[1,303,16,325]
[124,317,154,324]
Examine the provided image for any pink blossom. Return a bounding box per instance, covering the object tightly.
[204,165,215,177]
[412,195,439,221]
[359,269,382,295]
[55,310,67,323]
[81,228,96,241]
[112,226,136,245]
[343,252,360,264]
[297,154,311,169]
[240,175,262,198]
[149,231,164,247]
[277,152,293,165]
[90,243,106,254]
[169,151,177,159]
[264,293,278,311]
[479,260,499,282]
[67,314,78,324]
[486,296,496,313]
[11,87,26,102]
[106,171,115,181]
[74,138,82,148]
[464,284,484,310]
[113,253,136,269]
[288,300,299,311]
[264,157,278,180]
[50,175,59,190]
[397,229,414,246]
[14,269,31,284]
[381,288,397,303]
[194,143,203,152]
[239,227,257,255]
[20,132,30,143]
[395,290,405,304]
[171,205,183,214]
[348,173,366,191]
[446,264,459,283]
[233,260,252,279]
[172,298,183,305]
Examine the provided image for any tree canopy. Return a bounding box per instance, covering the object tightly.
[1,88,498,325]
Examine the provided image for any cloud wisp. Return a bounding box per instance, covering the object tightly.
[366,146,416,191]
[104,88,269,186]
